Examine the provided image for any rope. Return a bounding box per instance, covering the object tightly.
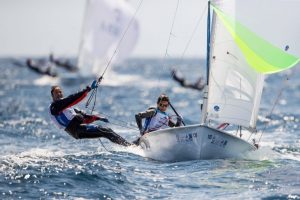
[98,0,144,81]
[166,3,208,125]
[163,0,180,60]
[100,113,139,131]
[86,0,144,112]
[145,0,184,122]
[98,138,111,153]
[257,73,291,144]
[89,87,98,114]
[155,0,207,124]
[153,0,207,119]
[167,2,207,82]
[86,91,139,131]
[108,122,138,131]
[151,0,181,99]
[179,4,207,60]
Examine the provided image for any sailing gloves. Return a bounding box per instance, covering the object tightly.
[176,115,183,127]
[90,80,98,90]
[139,128,146,135]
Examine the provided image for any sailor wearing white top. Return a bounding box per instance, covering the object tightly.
[133,94,182,145]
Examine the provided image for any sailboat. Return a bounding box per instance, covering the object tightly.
[27,0,138,81]
[77,0,139,77]
[138,0,300,162]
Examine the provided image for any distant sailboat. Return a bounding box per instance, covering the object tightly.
[77,0,139,77]
[139,0,300,162]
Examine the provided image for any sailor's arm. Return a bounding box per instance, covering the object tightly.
[50,87,91,115]
[73,108,108,124]
[135,108,156,133]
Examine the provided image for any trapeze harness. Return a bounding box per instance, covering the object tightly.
[49,88,90,133]
[143,108,171,133]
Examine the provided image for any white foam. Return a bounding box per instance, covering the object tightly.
[33,76,59,86]
[242,146,280,160]
[100,71,170,88]
[0,147,107,169]
[115,144,146,158]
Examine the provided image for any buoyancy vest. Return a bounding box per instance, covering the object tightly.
[144,108,170,132]
[49,105,77,129]
[49,88,90,130]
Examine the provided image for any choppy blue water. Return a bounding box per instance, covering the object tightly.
[0,57,299,199]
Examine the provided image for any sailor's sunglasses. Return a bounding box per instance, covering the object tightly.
[159,103,169,108]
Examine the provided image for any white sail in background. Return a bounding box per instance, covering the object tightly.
[206,0,300,129]
[77,0,139,77]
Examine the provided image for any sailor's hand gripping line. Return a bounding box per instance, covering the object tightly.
[85,75,103,113]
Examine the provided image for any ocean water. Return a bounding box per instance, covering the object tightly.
[0,57,299,199]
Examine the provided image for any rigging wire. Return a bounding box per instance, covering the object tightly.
[98,138,111,153]
[85,84,139,131]
[168,3,208,92]
[157,1,208,91]
[160,0,185,124]
[99,0,144,81]
[163,0,181,60]
[179,4,207,60]
[100,113,139,130]
[156,0,207,123]
[257,72,292,145]
[86,84,112,152]
[164,2,207,81]
[84,83,139,131]
[150,0,183,121]
[152,0,181,98]
[86,0,144,111]
[83,0,144,149]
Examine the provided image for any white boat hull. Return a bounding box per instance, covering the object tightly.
[139,124,256,162]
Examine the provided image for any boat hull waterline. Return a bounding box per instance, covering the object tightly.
[139,124,257,162]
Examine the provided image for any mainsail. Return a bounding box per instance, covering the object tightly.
[77,0,139,77]
[206,0,300,129]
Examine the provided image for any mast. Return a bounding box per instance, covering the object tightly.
[206,1,211,85]
[200,1,211,124]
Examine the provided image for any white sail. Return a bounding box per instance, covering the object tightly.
[77,0,139,77]
[206,0,300,129]
[137,0,299,161]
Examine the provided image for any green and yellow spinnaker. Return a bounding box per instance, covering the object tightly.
[211,4,300,74]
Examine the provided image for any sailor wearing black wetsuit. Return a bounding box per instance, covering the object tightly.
[49,81,131,146]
